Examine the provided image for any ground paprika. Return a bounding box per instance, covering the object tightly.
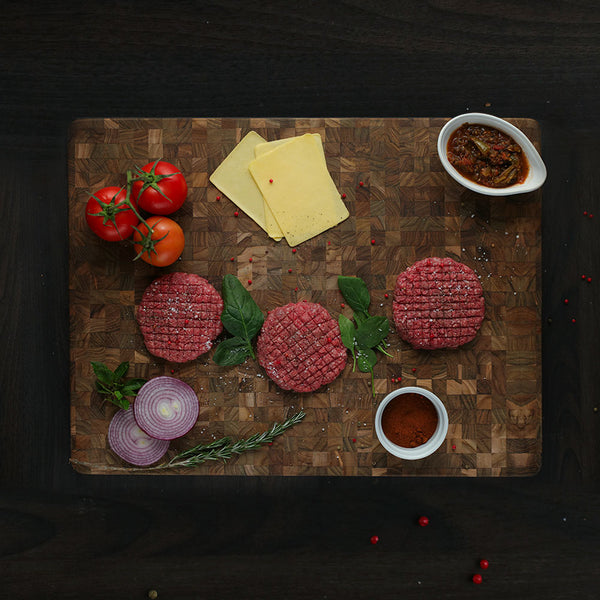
[381,393,438,447]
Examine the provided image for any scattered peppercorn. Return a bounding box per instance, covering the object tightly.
[234,211,239,217]
[341,193,346,199]
[371,239,376,245]
[249,257,253,262]
[216,195,221,201]
[359,181,364,187]
[341,303,345,308]
[418,516,429,527]
[412,367,417,372]
[269,178,273,183]
[384,293,389,298]
[370,535,379,545]
[452,444,457,450]
[564,298,569,305]
[480,559,489,570]
[288,268,293,273]
[292,248,297,253]
[248,280,252,285]
[472,574,483,584]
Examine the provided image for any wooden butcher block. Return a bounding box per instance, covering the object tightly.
[68,117,542,476]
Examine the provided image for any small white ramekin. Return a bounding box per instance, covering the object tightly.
[375,386,449,460]
[437,112,547,196]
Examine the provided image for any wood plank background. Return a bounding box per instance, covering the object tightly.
[68,117,542,476]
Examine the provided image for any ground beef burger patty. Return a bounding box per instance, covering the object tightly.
[392,257,485,350]
[137,272,223,363]
[257,302,347,393]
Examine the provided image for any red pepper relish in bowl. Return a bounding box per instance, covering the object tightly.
[437,113,547,196]
[447,123,529,188]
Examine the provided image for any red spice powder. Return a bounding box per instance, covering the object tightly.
[381,393,438,448]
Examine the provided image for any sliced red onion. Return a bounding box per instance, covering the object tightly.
[134,376,199,441]
[108,408,169,466]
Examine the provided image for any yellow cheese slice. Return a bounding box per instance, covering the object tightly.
[209,131,284,240]
[249,133,349,246]
[254,136,307,236]
[254,137,295,157]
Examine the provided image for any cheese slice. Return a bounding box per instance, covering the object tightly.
[209,131,284,240]
[254,137,295,157]
[249,133,349,246]
[253,136,310,236]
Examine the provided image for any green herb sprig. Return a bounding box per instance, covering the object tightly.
[213,274,264,366]
[91,361,147,409]
[153,409,306,469]
[337,276,391,395]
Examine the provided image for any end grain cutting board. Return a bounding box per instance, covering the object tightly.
[68,117,542,476]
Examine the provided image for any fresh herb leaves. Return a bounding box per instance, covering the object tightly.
[337,276,391,395]
[91,361,146,409]
[157,409,306,469]
[213,274,264,366]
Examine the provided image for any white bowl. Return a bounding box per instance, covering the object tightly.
[437,113,547,196]
[375,386,448,460]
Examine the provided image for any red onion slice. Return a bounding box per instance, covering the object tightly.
[134,376,199,440]
[108,408,170,466]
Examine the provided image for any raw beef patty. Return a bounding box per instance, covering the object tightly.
[137,272,223,363]
[257,302,347,392]
[392,257,485,350]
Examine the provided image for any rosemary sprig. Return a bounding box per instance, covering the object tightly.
[151,409,306,470]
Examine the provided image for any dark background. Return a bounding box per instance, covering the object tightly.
[1,1,599,598]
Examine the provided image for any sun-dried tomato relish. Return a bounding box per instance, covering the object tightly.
[447,123,529,188]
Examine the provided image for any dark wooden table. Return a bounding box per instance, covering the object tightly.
[1,2,599,598]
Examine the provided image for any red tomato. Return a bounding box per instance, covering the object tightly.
[132,216,185,267]
[131,160,188,215]
[85,186,139,241]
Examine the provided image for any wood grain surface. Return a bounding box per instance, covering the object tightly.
[68,117,542,476]
[3,2,600,599]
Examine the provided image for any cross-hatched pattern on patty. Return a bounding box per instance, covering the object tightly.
[137,272,223,363]
[392,257,485,350]
[257,302,347,392]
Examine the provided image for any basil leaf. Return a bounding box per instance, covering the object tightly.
[123,378,147,391]
[355,316,389,350]
[91,361,115,385]
[113,361,130,380]
[113,396,130,410]
[95,379,111,394]
[338,314,356,351]
[120,385,143,397]
[213,336,252,366]
[356,347,377,373]
[338,276,371,313]
[221,274,264,340]
[354,311,368,326]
